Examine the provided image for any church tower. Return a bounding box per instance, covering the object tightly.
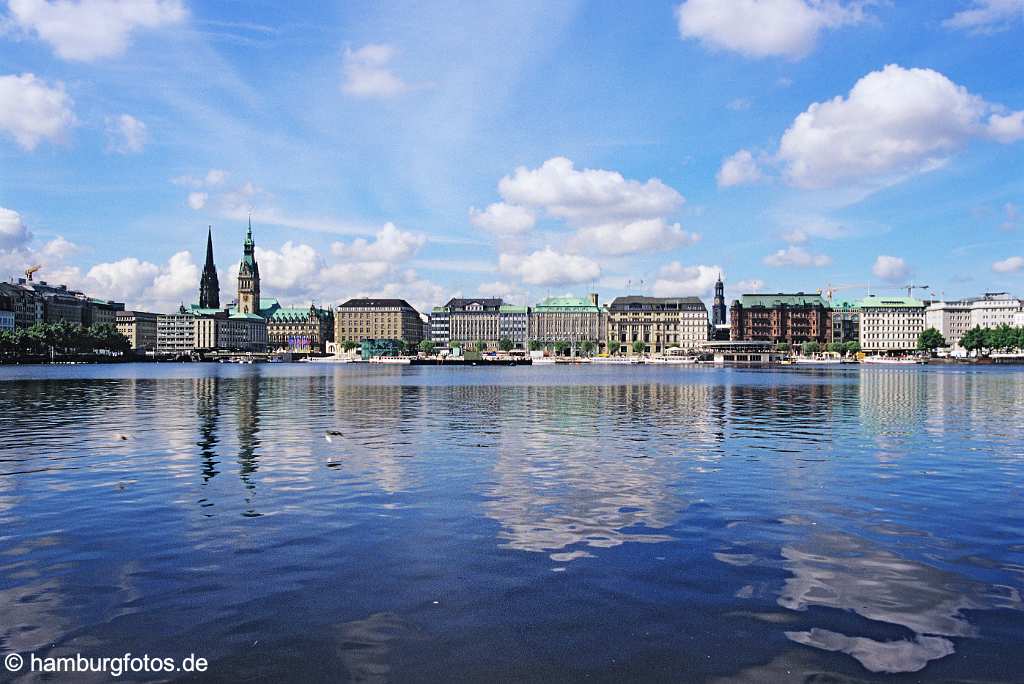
[237,218,261,314]
[712,273,726,325]
[198,226,220,309]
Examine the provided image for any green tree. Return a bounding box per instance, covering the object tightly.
[498,337,515,352]
[341,339,358,352]
[917,327,946,352]
[800,341,820,355]
[774,342,790,352]
[554,340,571,356]
[580,339,596,356]
[418,339,436,355]
[844,340,861,355]
[632,340,647,354]
[474,340,488,352]
[826,341,844,354]
[528,339,542,352]
[960,326,986,356]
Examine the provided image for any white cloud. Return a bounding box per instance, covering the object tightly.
[476,280,528,305]
[0,207,32,250]
[872,255,910,282]
[0,72,76,150]
[187,192,208,210]
[499,248,600,286]
[780,217,848,243]
[717,149,763,187]
[764,246,832,267]
[205,169,227,185]
[992,256,1024,273]
[570,218,699,256]
[6,0,186,62]
[85,257,160,301]
[771,64,1024,189]
[468,202,535,235]
[675,0,867,59]
[41,235,77,259]
[652,262,721,297]
[943,0,1024,34]
[82,250,198,310]
[105,113,146,153]
[341,44,410,98]
[330,223,426,262]
[734,278,766,293]
[254,242,321,292]
[498,156,683,223]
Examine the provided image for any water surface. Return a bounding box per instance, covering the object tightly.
[1,364,1022,681]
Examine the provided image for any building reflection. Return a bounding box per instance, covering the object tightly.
[195,376,221,483]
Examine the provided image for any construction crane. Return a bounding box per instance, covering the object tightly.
[24,264,40,282]
[901,284,930,297]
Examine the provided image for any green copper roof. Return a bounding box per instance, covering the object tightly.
[533,296,601,311]
[738,293,828,308]
[857,295,924,308]
[499,305,528,313]
[230,312,265,320]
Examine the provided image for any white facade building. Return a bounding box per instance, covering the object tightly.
[926,293,1021,354]
[858,295,926,353]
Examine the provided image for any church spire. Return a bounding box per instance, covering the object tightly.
[199,226,220,309]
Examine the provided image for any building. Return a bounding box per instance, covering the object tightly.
[116,311,159,352]
[607,296,709,355]
[858,295,926,353]
[0,281,42,328]
[236,219,261,315]
[711,274,727,326]
[830,301,860,344]
[262,300,334,352]
[157,311,196,355]
[730,293,830,345]
[529,294,606,352]
[430,298,503,349]
[0,289,13,331]
[191,310,268,352]
[926,293,1021,353]
[84,298,125,327]
[199,226,220,309]
[360,338,403,359]
[499,305,529,349]
[335,298,423,345]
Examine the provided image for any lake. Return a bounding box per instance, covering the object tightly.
[1,363,1022,682]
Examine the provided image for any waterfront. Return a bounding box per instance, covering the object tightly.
[1,364,1023,682]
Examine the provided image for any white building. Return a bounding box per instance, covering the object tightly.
[858,295,925,353]
[157,311,196,355]
[970,293,1020,329]
[926,293,1021,354]
[925,300,972,353]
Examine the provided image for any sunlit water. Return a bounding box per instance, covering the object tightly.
[1,363,1022,682]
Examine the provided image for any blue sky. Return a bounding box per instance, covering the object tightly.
[0,0,1022,313]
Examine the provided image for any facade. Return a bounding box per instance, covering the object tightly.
[499,305,529,349]
[84,299,125,327]
[926,293,1021,353]
[116,311,159,352]
[361,338,403,359]
[263,300,334,352]
[858,295,926,353]
[529,294,606,351]
[711,274,727,326]
[969,292,1020,329]
[236,219,261,315]
[199,227,220,309]
[157,311,196,355]
[0,306,13,331]
[335,298,423,344]
[0,281,43,328]
[830,302,860,344]
[607,296,709,355]
[430,298,503,349]
[192,311,268,352]
[730,293,830,345]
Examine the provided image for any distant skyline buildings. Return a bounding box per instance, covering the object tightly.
[0,2,1022,315]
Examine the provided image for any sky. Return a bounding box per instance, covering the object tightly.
[0,0,1023,314]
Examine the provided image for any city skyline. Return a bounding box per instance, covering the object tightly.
[1,1,1023,314]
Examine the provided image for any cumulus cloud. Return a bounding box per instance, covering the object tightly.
[717,149,763,187]
[341,44,411,98]
[499,248,600,286]
[652,262,721,297]
[734,278,766,293]
[84,250,197,310]
[872,255,910,282]
[0,207,33,250]
[768,64,1024,189]
[187,192,207,210]
[763,245,832,267]
[205,169,227,185]
[105,113,146,153]
[330,223,426,262]
[780,217,848,243]
[675,0,867,59]
[992,255,1024,273]
[468,202,536,236]
[570,219,699,256]
[943,0,1024,34]
[0,72,76,150]
[482,156,694,257]
[6,0,186,62]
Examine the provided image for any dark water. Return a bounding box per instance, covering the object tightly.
[1,364,1022,682]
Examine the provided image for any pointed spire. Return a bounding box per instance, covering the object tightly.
[205,226,216,267]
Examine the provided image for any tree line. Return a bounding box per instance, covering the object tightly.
[0,322,132,358]
[958,325,1024,355]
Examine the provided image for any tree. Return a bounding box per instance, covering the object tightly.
[341,339,358,352]
[800,341,820,355]
[960,326,986,356]
[917,327,946,352]
[474,340,488,352]
[632,340,647,354]
[418,339,436,355]
[844,340,861,355]
[826,341,844,354]
[774,342,790,352]
[554,340,571,356]
[580,340,596,356]
[498,337,515,352]
[528,339,542,352]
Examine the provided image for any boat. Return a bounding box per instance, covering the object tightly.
[647,356,699,365]
[794,356,842,364]
[369,356,411,365]
[592,356,641,364]
[861,356,923,365]
[306,356,354,363]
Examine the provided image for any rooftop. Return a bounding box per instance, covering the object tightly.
[736,293,828,308]
[857,295,925,308]
[534,295,601,311]
[609,296,705,310]
[339,298,417,310]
